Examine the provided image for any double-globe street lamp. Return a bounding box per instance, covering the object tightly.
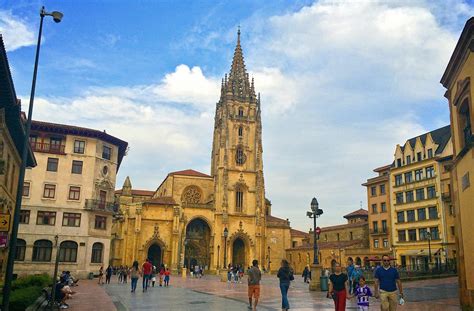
[2,7,63,310]
[306,197,323,291]
[223,227,229,268]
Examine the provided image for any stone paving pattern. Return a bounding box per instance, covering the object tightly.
[69,274,461,310]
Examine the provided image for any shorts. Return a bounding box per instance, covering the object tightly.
[248,285,260,299]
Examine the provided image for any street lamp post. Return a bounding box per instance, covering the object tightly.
[267,246,271,272]
[426,231,432,266]
[217,245,220,270]
[307,197,323,291]
[223,228,228,268]
[50,235,61,310]
[1,7,62,310]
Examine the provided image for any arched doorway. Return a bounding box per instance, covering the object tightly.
[147,243,162,267]
[232,238,245,267]
[184,218,211,269]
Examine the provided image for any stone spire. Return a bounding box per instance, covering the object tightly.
[122,176,132,196]
[225,27,255,101]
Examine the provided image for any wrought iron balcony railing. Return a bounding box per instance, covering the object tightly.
[85,199,117,213]
[30,142,66,154]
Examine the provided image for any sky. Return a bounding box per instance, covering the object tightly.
[1,0,473,231]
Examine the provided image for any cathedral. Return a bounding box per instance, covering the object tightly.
[112,30,303,273]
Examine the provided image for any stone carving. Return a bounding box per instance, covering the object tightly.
[182,186,202,204]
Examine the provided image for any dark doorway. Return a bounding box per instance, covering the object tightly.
[147,244,162,267]
[184,218,211,269]
[232,238,245,267]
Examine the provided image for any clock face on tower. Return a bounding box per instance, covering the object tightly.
[235,147,246,165]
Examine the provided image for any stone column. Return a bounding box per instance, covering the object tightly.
[309,264,322,291]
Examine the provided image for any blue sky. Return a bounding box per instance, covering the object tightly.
[1,0,473,231]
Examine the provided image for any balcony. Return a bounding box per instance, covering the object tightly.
[370,228,389,236]
[85,199,117,214]
[30,142,66,155]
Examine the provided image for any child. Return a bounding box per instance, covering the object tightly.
[164,268,171,287]
[351,276,372,310]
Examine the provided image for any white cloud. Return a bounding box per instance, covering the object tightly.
[0,10,35,51]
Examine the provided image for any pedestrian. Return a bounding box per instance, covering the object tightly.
[234,265,239,283]
[247,259,262,311]
[347,258,355,294]
[350,276,372,311]
[151,266,157,287]
[98,266,104,285]
[142,258,153,292]
[105,265,113,284]
[277,259,294,311]
[328,262,349,311]
[159,264,165,287]
[302,266,310,283]
[374,255,404,311]
[352,265,363,294]
[130,260,140,293]
[164,268,171,287]
[123,265,128,284]
[227,264,232,282]
[194,265,200,278]
[118,265,123,283]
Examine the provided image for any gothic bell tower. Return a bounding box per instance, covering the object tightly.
[211,29,266,237]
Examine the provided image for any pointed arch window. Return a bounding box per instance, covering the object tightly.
[236,147,246,165]
[459,100,472,148]
[236,189,244,213]
[238,126,243,137]
[238,107,244,117]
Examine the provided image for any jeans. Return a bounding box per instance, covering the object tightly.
[280,283,290,309]
[142,274,150,291]
[131,277,138,292]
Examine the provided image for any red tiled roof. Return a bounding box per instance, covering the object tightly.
[320,221,367,232]
[145,196,177,205]
[115,189,155,196]
[344,209,368,218]
[287,239,364,251]
[266,215,288,224]
[291,229,309,238]
[169,169,212,178]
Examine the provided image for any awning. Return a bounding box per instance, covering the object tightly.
[401,249,426,256]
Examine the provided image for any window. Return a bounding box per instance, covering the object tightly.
[397,211,405,223]
[95,216,107,230]
[71,160,83,174]
[451,226,455,236]
[426,166,435,178]
[415,169,423,181]
[406,190,414,203]
[396,192,404,204]
[408,229,417,241]
[91,242,104,263]
[373,221,378,233]
[74,140,85,154]
[32,240,52,262]
[15,239,26,261]
[429,206,438,219]
[407,210,415,222]
[427,148,433,158]
[102,145,112,160]
[236,190,243,212]
[337,233,340,241]
[238,126,243,137]
[371,204,377,214]
[99,190,107,209]
[417,152,422,162]
[68,186,81,200]
[59,241,78,262]
[236,147,245,165]
[43,184,56,199]
[19,210,30,224]
[405,172,413,183]
[381,202,387,212]
[419,228,428,240]
[374,239,379,248]
[460,102,472,148]
[37,211,56,225]
[23,182,30,197]
[50,137,62,152]
[46,158,59,172]
[397,158,402,167]
[382,220,387,232]
[430,227,439,240]
[383,239,389,248]
[416,188,425,201]
[417,208,426,221]
[350,232,353,240]
[406,155,411,165]
[427,186,436,199]
[380,184,386,195]
[395,175,403,186]
[62,212,81,227]
[371,186,377,196]
[398,230,406,242]
[238,107,244,117]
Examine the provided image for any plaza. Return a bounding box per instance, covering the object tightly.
[63,275,460,311]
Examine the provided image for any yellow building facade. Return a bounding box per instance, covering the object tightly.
[112,31,298,274]
[390,126,456,269]
[441,17,474,309]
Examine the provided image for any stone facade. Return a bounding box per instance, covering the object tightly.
[112,31,299,274]
[16,121,127,278]
[440,17,474,309]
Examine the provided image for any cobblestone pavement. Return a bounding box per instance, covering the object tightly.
[102,274,460,310]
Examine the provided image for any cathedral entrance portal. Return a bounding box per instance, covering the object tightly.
[147,243,162,267]
[232,238,246,267]
[184,218,211,269]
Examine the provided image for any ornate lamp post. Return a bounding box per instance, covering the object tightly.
[2,7,63,310]
[307,197,323,291]
[50,235,61,310]
[426,231,432,268]
[267,246,271,272]
[223,228,228,268]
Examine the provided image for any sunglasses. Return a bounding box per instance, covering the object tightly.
[383,260,390,262]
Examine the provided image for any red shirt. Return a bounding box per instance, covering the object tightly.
[164,270,170,276]
[142,262,153,275]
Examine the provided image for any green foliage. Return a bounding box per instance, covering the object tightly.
[9,286,43,311]
[11,274,51,290]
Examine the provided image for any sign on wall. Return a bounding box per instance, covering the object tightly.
[0,214,10,232]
